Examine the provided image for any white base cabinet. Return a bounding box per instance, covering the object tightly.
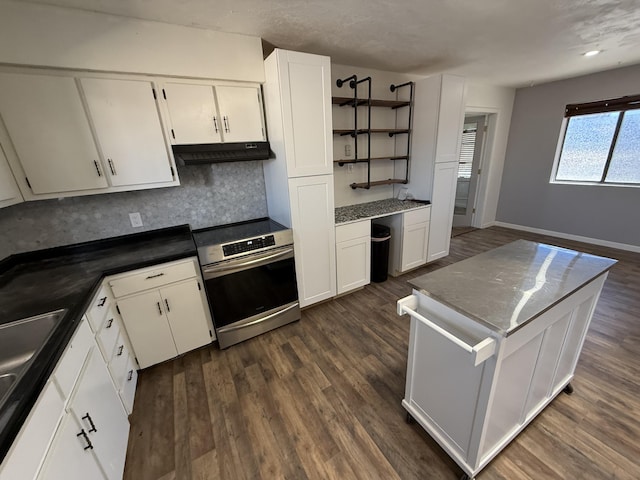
[335,220,371,295]
[108,258,214,369]
[398,273,607,479]
[427,162,458,263]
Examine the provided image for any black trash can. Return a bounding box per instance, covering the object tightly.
[371,223,391,282]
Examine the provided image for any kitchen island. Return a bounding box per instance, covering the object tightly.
[397,240,616,479]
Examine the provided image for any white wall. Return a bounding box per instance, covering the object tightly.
[464,82,515,227]
[331,64,420,207]
[0,0,264,82]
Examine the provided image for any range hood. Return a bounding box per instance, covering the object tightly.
[172,142,271,165]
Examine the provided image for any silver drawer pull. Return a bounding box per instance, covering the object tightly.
[145,272,165,280]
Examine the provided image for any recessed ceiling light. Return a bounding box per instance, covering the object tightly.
[583,50,601,57]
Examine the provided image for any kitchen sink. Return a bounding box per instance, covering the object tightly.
[0,309,66,405]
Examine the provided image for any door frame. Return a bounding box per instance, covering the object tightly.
[453,115,486,227]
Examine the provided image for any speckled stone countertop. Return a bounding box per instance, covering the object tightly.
[0,225,197,463]
[335,198,431,224]
[409,240,617,335]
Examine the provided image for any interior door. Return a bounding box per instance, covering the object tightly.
[215,85,264,142]
[453,116,485,227]
[81,78,173,187]
[0,73,107,194]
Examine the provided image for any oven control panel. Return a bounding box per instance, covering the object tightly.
[223,235,276,257]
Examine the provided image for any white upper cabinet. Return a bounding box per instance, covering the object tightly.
[80,78,174,187]
[435,75,466,164]
[0,72,108,195]
[162,81,265,145]
[0,143,22,208]
[162,82,221,144]
[215,85,265,142]
[264,49,333,177]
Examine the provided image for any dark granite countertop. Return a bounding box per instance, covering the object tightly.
[335,198,431,225]
[409,240,617,335]
[0,225,197,463]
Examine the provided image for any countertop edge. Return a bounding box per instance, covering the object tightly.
[0,230,198,464]
[335,202,431,226]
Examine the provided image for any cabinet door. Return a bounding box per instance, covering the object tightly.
[70,349,129,480]
[160,279,211,355]
[0,73,107,194]
[428,161,458,262]
[277,50,333,177]
[37,413,106,480]
[117,290,178,368]
[163,82,221,144]
[119,355,138,415]
[435,75,465,164]
[288,174,336,307]
[401,222,429,272]
[215,85,265,143]
[336,236,370,294]
[0,143,22,208]
[81,78,173,187]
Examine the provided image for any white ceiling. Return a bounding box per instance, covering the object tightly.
[22,0,640,87]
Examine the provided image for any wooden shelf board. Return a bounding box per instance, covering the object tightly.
[333,129,410,135]
[334,156,408,165]
[350,179,408,189]
[332,96,410,109]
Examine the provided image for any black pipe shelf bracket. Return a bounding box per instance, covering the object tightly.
[332,76,414,189]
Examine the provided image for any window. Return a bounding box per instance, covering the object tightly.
[552,94,640,186]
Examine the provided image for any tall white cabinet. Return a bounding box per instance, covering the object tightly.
[402,74,466,263]
[263,49,336,308]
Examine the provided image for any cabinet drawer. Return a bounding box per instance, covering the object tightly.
[109,333,129,390]
[336,220,370,243]
[96,307,121,362]
[119,356,138,415]
[404,207,431,226]
[109,259,197,298]
[86,284,112,332]
[53,318,93,399]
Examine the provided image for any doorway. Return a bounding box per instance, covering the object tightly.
[453,115,486,228]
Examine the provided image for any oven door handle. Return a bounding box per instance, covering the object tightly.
[217,302,300,333]
[202,247,294,278]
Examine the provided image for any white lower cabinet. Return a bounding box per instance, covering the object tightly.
[37,413,106,480]
[67,348,129,480]
[335,220,371,295]
[428,161,457,263]
[288,174,336,307]
[378,207,431,276]
[109,258,213,369]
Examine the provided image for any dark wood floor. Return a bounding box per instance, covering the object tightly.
[123,227,640,480]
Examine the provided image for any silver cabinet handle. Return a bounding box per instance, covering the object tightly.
[223,116,230,133]
[213,116,219,133]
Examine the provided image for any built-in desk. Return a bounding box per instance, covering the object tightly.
[334,199,432,294]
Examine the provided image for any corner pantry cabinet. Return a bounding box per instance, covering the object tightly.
[161,81,265,145]
[263,49,337,308]
[0,69,179,201]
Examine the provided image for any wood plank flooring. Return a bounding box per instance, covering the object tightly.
[123,227,640,480]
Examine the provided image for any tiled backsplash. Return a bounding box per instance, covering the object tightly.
[0,161,268,258]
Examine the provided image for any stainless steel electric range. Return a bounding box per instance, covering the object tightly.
[192,218,300,349]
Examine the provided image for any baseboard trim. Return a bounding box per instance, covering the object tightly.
[491,222,640,253]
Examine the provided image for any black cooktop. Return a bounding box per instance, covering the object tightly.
[192,218,289,247]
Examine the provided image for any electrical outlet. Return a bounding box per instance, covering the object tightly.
[129,212,143,228]
[347,163,354,174]
[345,145,352,157]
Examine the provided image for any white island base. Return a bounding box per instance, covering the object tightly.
[398,273,607,479]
